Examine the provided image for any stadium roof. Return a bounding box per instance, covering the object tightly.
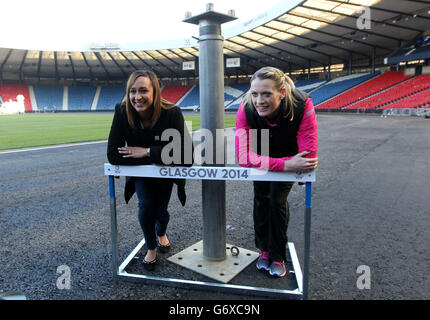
[1,0,429,84]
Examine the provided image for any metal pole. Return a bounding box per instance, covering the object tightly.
[302,182,312,299]
[109,176,119,278]
[200,16,226,261]
[184,4,237,262]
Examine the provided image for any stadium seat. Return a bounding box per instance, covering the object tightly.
[0,84,32,111]
[380,88,430,109]
[295,79,327,93]
[316,71,412,110]
[68,86,97,110]
[161,85,192,104]
[178,85,199,110]
[96,86,125,110]
[345,73,430,110]
[34,86,63,111]
[311,73,378,106]
[224,84,249,110]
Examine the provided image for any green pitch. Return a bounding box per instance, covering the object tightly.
[0,112,237,150]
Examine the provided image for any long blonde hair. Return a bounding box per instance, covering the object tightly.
[245,66,296,121]
[124,70,174,128]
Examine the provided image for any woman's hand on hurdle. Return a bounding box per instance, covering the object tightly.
[283,151,318,173]
[118,146,149,158]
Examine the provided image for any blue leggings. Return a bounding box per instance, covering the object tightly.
[134,178,174,250]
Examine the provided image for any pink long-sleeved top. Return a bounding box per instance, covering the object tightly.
[235,98,318,171]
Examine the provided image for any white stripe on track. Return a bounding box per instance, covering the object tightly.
[0,140,107,154]
[0,129,223,155]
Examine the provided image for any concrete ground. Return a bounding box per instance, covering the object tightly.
[1,113,429,301]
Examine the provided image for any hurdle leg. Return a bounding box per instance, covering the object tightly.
[302,182,312,300]
[109,176,119,279]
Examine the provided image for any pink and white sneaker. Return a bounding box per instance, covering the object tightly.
[269,261,287,277]
[256,251,270,271]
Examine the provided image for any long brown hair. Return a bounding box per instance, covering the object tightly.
[124,70,174,128]
[244,66,296,121]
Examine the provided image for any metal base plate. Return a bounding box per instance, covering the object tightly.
[167,240,259,283]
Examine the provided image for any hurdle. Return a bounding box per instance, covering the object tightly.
[105,163,315,299]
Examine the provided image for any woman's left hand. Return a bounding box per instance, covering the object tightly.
[284,151,318,173]
[118,146,148,158]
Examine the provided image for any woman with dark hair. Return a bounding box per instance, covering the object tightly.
[107,70,192,270]
[235,67,318,277]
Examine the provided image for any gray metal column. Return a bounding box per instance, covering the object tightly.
[184,4,236,261]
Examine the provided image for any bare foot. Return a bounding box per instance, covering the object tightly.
[158,235,170,246]
[144,249,157,262]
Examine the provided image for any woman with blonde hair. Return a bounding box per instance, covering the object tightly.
[107,70,192,270]
[235,66,318,277]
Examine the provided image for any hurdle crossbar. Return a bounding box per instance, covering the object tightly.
[105,163,314,300]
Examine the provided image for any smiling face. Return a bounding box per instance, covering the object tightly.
[129,76,154,114]
[250,78,286,119]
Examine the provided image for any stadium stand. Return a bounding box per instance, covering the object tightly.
[345,73,430,110]
[178,85,199,110]
[33,86,63,111]
[174,83,250,111]
[178,85,200,110]
[225,99,243,111]
[225,79,329,111]
[0,84,32,111]
[380,88,430,110]
[311,73,379,106]
[1,70,428,113]
[222,83,250,111]
[316,70,413,110]
[388,44,430,65]
[295,79,327,93]
[96,86,125,110]
[224,103,241,111]
[223,84,247,107]
[68,86,97,110]
[224,91,237,106]
[161,85,192,104]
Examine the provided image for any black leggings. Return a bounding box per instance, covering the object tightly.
[135,178,174,250]
[253,181,294,262]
